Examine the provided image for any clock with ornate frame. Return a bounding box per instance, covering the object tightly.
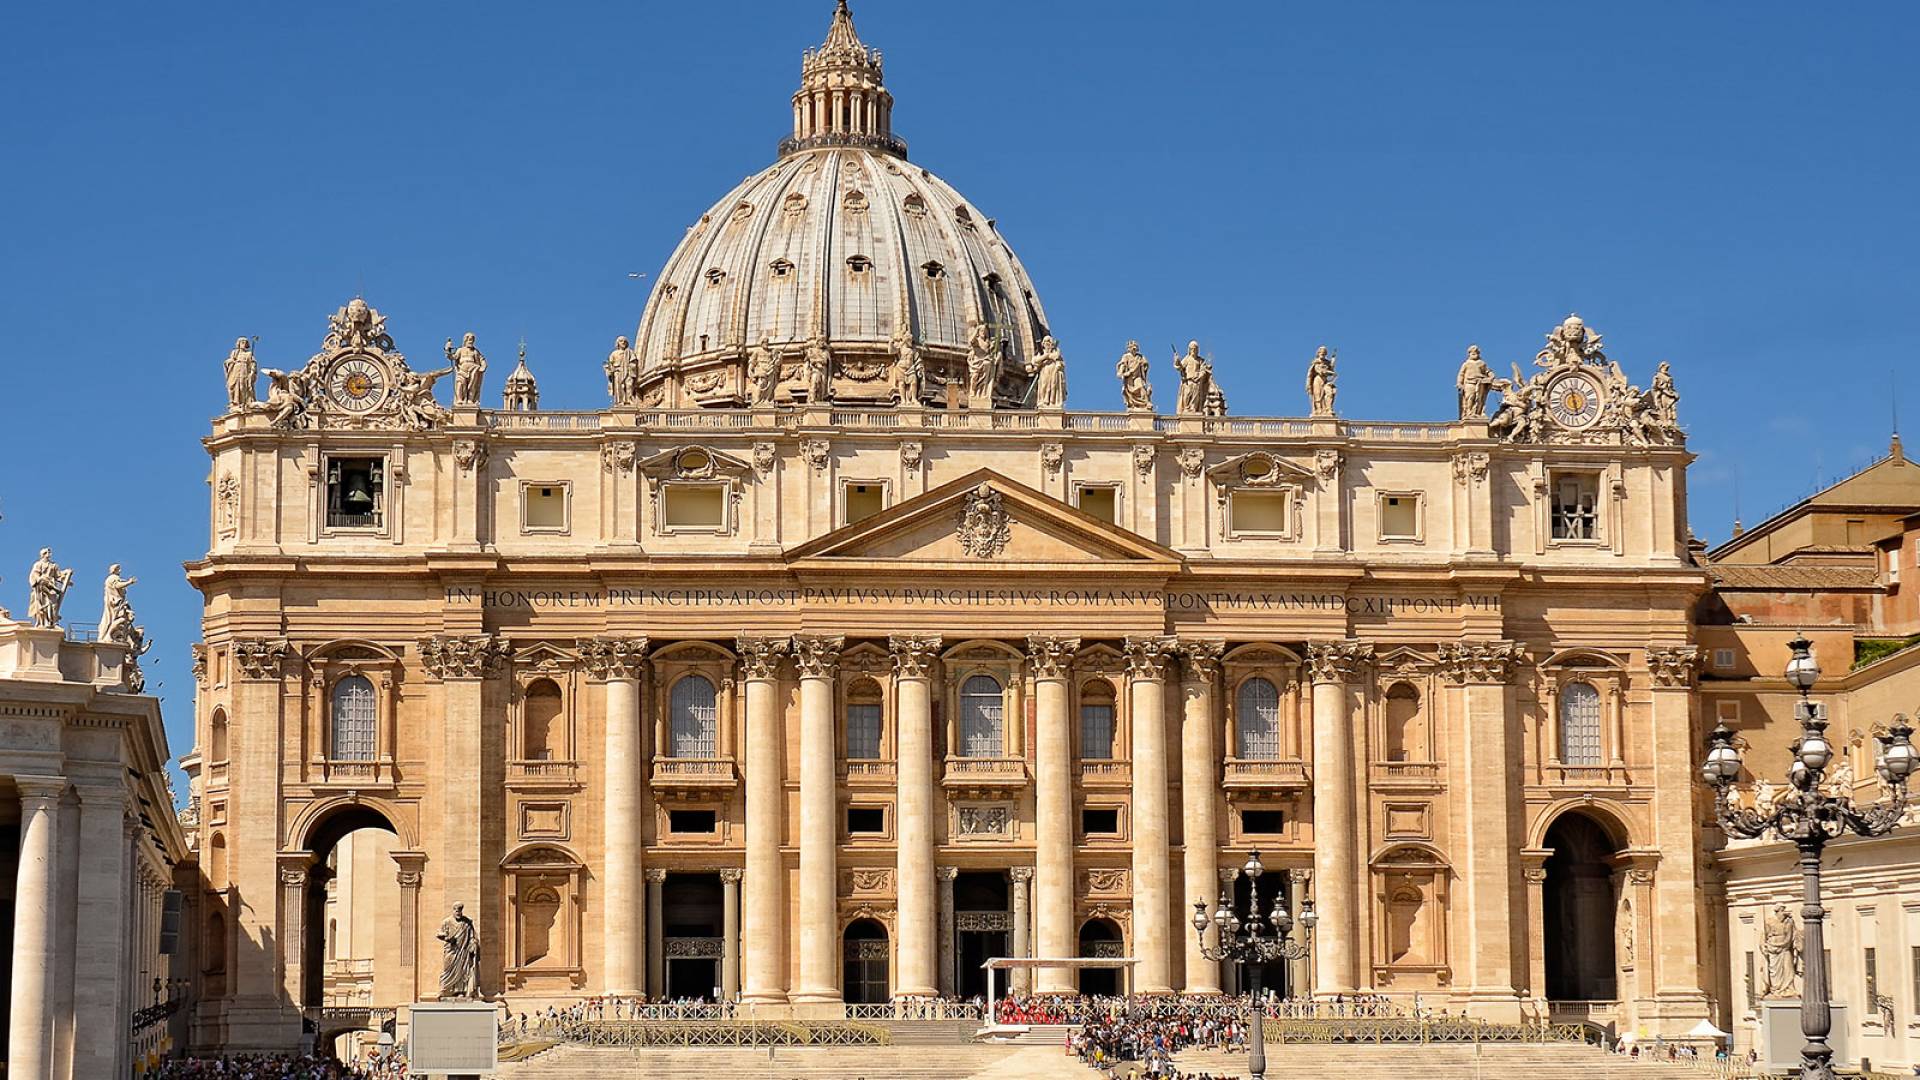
[1544,371,1604,430]
[324,355,391,415]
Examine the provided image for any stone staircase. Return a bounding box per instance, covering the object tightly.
[494,1042,1086,1079]
[1173,1043,1732,1078]
[874,1018,982,1045]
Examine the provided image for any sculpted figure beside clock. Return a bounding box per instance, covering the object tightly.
[447,332,487,406]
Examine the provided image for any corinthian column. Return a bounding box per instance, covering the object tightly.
[737,635,790,1004]
[585,636,649,996]
[792,634,845,1004]
[1126,636,1177,994]
[1177,640,1225,994]
[1306,639,1371,995]
[1028,634,1080,994]
[1438,639,1526,1019]
[8,777,64,1080]
[891,635,942,998]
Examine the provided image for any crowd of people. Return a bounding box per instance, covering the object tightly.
[142,1053,404,1080]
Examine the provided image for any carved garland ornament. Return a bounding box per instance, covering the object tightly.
[957,484,1012,558]
[1177,447,1206,479]
[1305,640,1373,684]
[190,643,209,686]
[899,441,923,473]
[1132,444,1156,478]
[1436,640,1526,685]
[1025,635,1082,680]
[418,635,510,680]
[1084,867,1130,894]
[1040,443,1064,478]
[801,438,831,471]
[1645,644,1703,688]
[890,635,942,679]
[735,636,790,680]
[579,636,650,681]
[1314,449,1343,484]
[1450,451,1490,485]
[850,868,893,893]
[601,442,637,474]
[232,638,290,681]
[453,439,487,473]
[752,441,777,476]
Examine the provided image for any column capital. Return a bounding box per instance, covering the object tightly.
[1287,867,1313,886]
[1176,639,1225,684]
[1216,867,1239,887]
[418,634,510,681]
[1645,643,1703,689]
[581,636,650,681]
[1436,640,1526,685]
[1025,635,1081,680]
[644,868,669,884]
[937,865,960,882]
[13,775,67,806]
[1008,865,1035,883]
[1522,867,1548,884]
[1305,640,1373,684]
[1123,635,1178,682]
[719,867,744,884]
[735,635,789,680]
[888,635,942,679]
[232,638,290,681]
[791,634,845,679]
[277,852,313,888]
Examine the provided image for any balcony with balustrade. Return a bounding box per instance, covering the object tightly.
[508,757,581,790]
[1222,758,1310,793]
[651,757,740,799]
[840,758,897,787]
[309,757,398,790]
[1077,759,1132,789]
[941,756,1028,797]
[1369,759,1445,791]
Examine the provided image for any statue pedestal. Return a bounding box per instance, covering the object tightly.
[0,624,68,681]
[1757,999,1850,1072]
[408,1001,497,1079]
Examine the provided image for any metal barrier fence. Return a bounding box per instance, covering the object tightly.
[1252,1017,1599,1044]
[557,1019,891,1047]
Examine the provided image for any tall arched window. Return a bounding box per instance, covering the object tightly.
[1235,677,1280,760]
[1559,681,1603,765]
[959,675,1004,758]
[1384,683,1424,762]
[1079,682,1116,760]
[845,679,883,760]
[209,707,229,763]
[523,679,562,761]
[329,675,377,761]
[670,675,718,758]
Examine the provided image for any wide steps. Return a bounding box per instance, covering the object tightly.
[495,1043,1085,1079]
[1174,1043,1721,1079]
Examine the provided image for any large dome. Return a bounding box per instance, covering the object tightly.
[628,2,1052,410]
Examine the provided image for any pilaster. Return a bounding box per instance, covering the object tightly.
[1643,644,1712,1024]
[420,633,509,998]
[1437,639,1526,1018]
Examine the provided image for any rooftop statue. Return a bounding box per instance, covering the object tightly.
[606,336,639,405]
[893,326,927,406]
[1173,341,1212,415]
[26,548,73,630]
[97,563,137,645]
[804,336,833,404]
[446,332,487,406]
[224,337,257,411]
[1116,341,1153,412]
[747,337,780,406]
[1455,344,1501,420]
[965,319,1001,410]
[1028,336,1065,409]
[396,367,453,430]
[262,368,309,430]
[1305,346,1338,417]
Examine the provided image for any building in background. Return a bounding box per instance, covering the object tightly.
[179,0,1717,1054]
[1700,435,1920,1069]
[0,610,191,1078]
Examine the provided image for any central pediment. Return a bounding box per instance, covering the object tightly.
[787,468,1183,570]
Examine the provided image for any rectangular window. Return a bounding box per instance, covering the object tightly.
[1081,807,1120,835]
[1230,490,1289,536]
[1076,486,1118,524]
[1550,473,1600,541]
[325,457,385,530]
[1867,947,1879,1009]
[1241,809,1285,835]
[846,807,886,834]
[843,482,886,525]
[1379,493,1421,541]
[668,809,717,834]
[522,483,569,533]
[1715,699,1740,724]
[1910,946,1920,1017]
[845,703,882,760]
[661,484,726,530]
[1713,648,1736,671]
[1079,702,1115,760]
[1745,951,1756,1009]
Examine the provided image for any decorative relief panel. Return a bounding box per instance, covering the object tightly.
[519,801,570,841]
[1083,868,1130,895]
[954,802,1015,840]
[957,484,1011,558]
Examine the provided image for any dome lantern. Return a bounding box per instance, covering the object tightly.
[502,340,539,412]
[780,1,906,159]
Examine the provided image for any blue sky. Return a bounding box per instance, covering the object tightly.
[2,2,1916,780]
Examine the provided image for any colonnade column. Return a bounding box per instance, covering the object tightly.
[737,636,791,1004]
[719,868,743,1002]
[1027,635,1080,994]
[645,869,667,998]
[1286,869,1312,997]
[8,776,65,1079]
[891,635,942,998]
[1177,641,1225,994]
[421,633,507,996]
[1009,867,1033,995]
[1306,640,1370,995]
[937,867,958,996]
[1646,646,1710,1018]
[70,781,128,1079]
[1126,636,1177,994]
[1439,639,1525,1019]
[589,636,650,996]
[792,634,845,1004]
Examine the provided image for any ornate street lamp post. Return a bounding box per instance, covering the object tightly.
[1701,632,1917,1080]
[1192,850,1315,1080]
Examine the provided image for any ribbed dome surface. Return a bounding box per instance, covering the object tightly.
[632,147,1051,381]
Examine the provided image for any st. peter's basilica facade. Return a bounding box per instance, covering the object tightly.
[181,1,1715,1051]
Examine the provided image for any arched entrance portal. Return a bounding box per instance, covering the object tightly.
[1077,919,1123,995]
[953,871,1009,1000]
[662,873,723,1000]
[1223,870,1291,998]
[1543,812,1620,1003]
[843,918,890,1003]
[299,806,403,1016]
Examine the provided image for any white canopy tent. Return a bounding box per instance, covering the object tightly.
[978,957,1139,1023]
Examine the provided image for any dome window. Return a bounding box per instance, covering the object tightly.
[782,192,808,216]
[953,206,976,229]
[846,255,873,276]
[921,261,946,281]
[729,200,754,223]
[769,258,795,279]
[705,268,727,286]
[901,193,928,217]
[842,189,869,213]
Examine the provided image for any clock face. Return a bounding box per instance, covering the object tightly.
[1546,373,1603,429]
[327,357,387,413]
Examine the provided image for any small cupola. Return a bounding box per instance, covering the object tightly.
[502,340,539,412]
